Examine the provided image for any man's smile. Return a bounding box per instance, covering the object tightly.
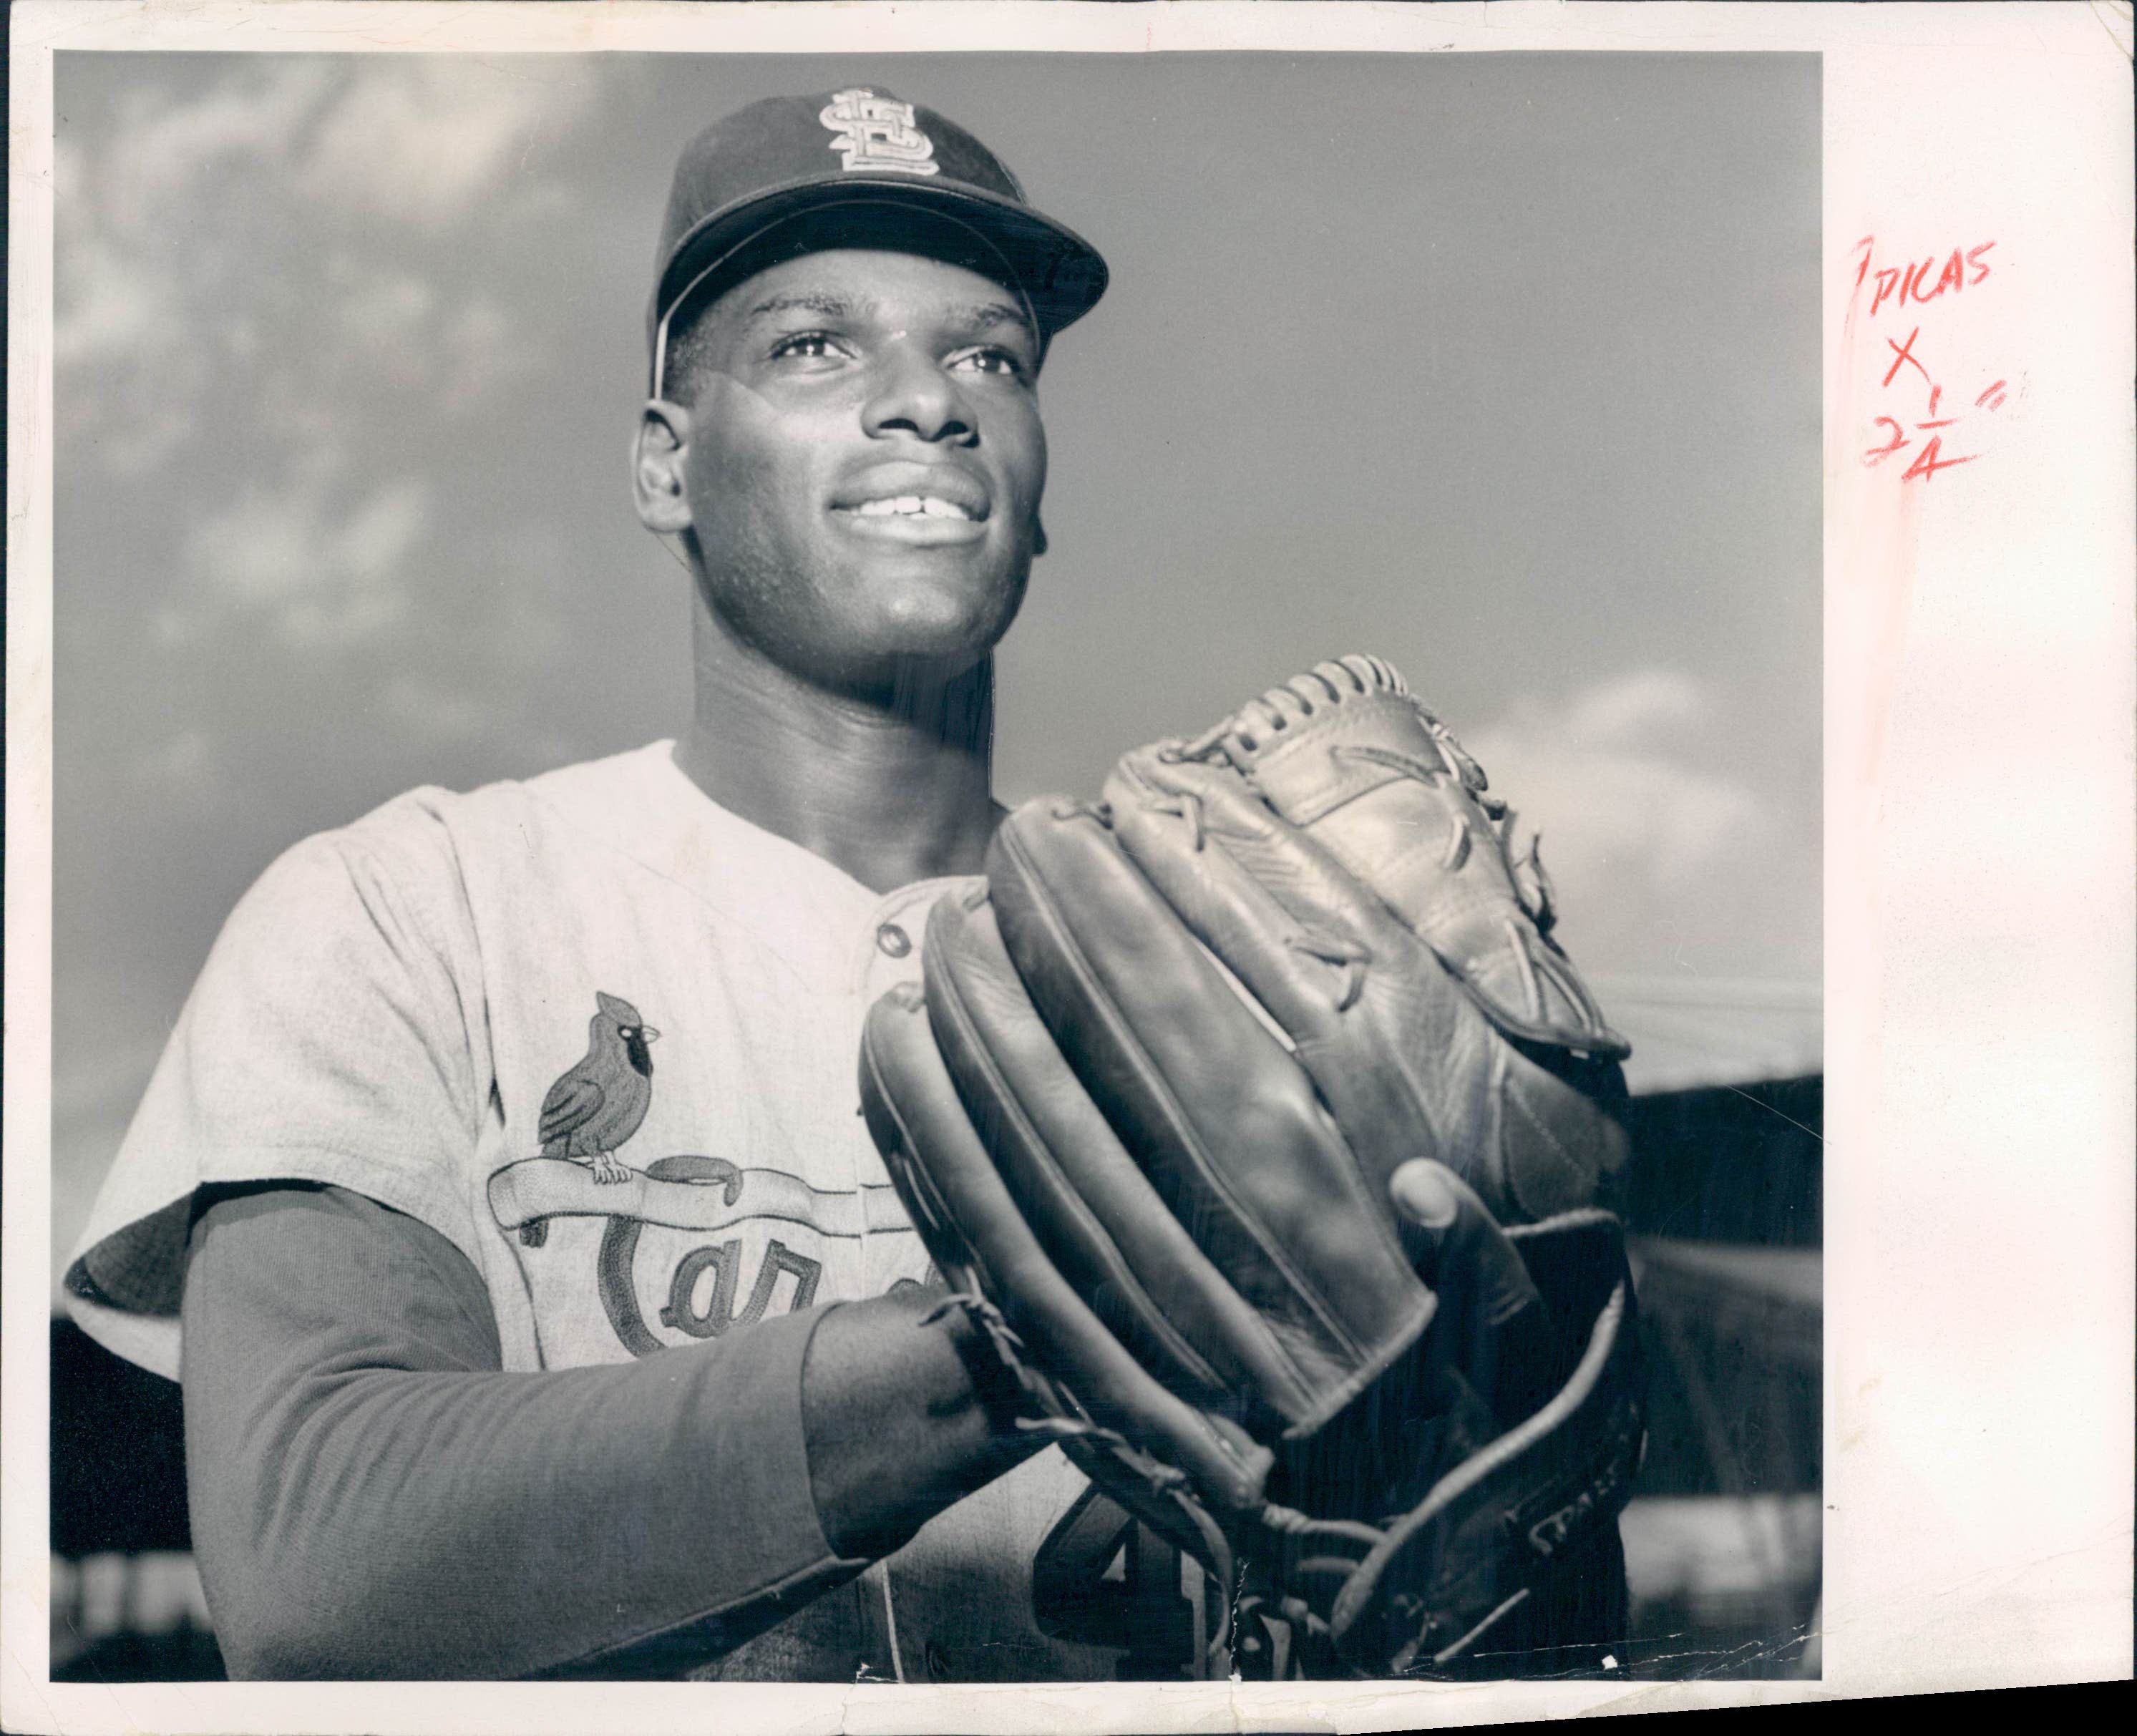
[832,504,990,545]
[832,464,993,544]
[852,494,975,520]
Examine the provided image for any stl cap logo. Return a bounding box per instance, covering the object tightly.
[819,88,941,176]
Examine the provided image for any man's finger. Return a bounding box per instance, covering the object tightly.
[1388,1159,1557,1427]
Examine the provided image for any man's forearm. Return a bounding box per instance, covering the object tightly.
[181,1185,1031,1678]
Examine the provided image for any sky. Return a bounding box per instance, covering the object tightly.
[49,50,1821,1274]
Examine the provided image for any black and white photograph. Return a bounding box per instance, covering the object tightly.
[46,42,1822,1685]
[6,1,2129,1726]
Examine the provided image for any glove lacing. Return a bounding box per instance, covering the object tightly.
[1156,658,1569,941]
[1158,663,1615,1044]
[920,1290,1423,1674]
[920,1288,1399,1675]
[1170,654,1410,760]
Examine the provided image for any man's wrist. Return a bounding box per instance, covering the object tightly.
[798,1288,1041,1561]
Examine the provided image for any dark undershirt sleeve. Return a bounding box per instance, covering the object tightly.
[180,1183,867,1679]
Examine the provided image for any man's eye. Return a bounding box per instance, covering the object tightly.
[770,332,845,362]
[951,347,1028,379]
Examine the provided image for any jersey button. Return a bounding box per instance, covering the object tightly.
[875,922,912,959]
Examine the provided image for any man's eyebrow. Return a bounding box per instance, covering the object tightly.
[739,291,1035,343]
[952,301,1038,341]
[741,291,867,323]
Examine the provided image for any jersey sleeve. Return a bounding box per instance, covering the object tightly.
[65,796,491,1377]
[182,1183,862,1679]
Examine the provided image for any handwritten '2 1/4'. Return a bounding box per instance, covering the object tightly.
[1851,238,2007,482]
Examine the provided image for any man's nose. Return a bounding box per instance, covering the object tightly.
[861,346,977,446]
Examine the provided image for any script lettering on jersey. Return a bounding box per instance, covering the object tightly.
[658,1237,822,1337]
[496,1152,914,1357]
[1849,235,2012,482]
[585,1156,839,1356]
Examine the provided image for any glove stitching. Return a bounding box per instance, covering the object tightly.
[996,825,1351,1408]
[927,940,1233,1396]
[1282,927,1371,1013]
[1500,1073,1593,1221]
[1145,790,1204,852]
[1504,917,1545,1026]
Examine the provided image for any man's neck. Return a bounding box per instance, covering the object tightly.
[673,608,1006,897]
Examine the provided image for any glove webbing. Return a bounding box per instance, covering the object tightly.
[920,1290,1413,1677]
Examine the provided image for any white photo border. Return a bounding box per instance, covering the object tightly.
[6,4,2132,1730]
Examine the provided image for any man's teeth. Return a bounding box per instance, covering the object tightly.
[852,495,974,520]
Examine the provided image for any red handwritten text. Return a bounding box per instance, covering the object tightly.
[1851,236,2010,484]
[1851,237,1995,320]
[1860,326,2005,479]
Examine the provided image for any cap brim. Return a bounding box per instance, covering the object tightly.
[650,174,1109,364]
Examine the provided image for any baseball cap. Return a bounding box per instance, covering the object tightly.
[648,87,1109,396]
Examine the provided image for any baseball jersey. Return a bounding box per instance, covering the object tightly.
[64,740,1151,1681]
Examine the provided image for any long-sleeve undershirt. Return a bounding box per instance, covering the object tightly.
[179,1182,1014,1679]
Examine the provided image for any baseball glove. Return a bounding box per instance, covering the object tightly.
[859,656,1645,1678]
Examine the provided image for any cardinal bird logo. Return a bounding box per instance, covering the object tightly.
[538,992,661,1184]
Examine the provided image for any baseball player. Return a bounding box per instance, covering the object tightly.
[64,87,1636,1683]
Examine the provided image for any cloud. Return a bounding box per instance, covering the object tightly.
[300,59,595,229]
[1560,668,1705,747]
[57,58,597,475]
[1467,670,1765,892]
[316,268,535,409]
[94,61,337,236]
[1461,670,1816,980]
[53,238,165,368]
[184,477,430,648]
[376,673,497,747]
[73,57,589,248]
[438,296,536,411]
[130,729,224,802]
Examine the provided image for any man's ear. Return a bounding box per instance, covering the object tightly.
[1033,515,1048,558]
[632,399,694,535]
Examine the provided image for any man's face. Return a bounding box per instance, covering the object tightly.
[661,248,1048,691]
